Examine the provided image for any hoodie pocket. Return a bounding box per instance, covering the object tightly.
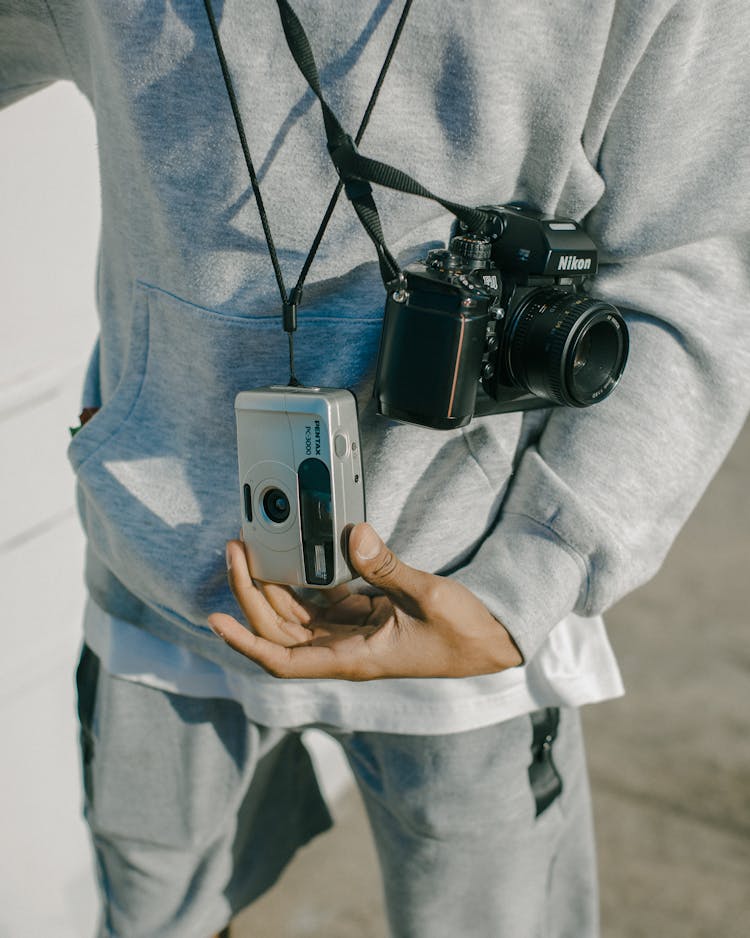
[69,281,382,631]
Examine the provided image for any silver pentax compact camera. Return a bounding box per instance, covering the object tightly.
[235,386,365,588]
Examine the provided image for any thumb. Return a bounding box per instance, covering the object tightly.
[348,523,426,608]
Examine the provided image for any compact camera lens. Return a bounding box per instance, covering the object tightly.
[506,289,628,407]
[262,487,291,524]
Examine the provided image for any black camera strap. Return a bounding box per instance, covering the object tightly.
[202,0,416,384]
[274,0,493,281]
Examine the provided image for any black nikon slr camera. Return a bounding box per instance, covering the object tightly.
[373,204,629,429]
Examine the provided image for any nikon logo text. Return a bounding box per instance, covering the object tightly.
[557,255,592,272]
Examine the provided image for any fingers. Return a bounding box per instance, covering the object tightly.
[348,523,433,616]
[208,613,302,672]
[225,541,312,646]
[257,580,315,626]
[208,612,381,681]
[364,594,395,629]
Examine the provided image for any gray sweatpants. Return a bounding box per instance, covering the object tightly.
[76,647,598,938]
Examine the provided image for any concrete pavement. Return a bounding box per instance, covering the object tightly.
[233,417,750,938]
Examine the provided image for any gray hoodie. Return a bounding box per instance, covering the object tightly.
[2,0,748,731]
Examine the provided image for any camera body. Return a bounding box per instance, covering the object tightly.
[373,204,629,429]
[235,386,365,588]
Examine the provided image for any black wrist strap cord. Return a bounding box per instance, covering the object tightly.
[202,0,416,384]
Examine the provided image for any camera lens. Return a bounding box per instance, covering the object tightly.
[262,487,291,524]
[506,289,628,407]
[568,317,624,400]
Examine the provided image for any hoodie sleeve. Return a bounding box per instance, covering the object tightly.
[452,0,750,661]
[0,0,73,108]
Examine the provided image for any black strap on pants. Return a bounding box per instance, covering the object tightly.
[528,707,563,817]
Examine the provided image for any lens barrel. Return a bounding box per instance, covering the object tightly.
[505,289,628,407]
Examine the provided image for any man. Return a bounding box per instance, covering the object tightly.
[2,1,749,936]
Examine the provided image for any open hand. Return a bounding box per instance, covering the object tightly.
[208,523,523,681]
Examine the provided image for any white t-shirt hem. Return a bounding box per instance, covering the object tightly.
[83,598,624,735]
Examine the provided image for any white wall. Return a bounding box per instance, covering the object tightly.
[0,82,101,937]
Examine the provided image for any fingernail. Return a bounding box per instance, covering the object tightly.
[225,544,232,570]
[354,524,381,561]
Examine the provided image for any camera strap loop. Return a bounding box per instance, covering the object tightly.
[203,0,415,383]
